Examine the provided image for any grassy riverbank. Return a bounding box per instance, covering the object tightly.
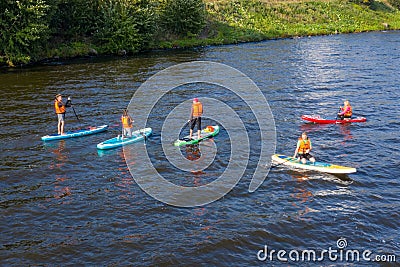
[157,0,400,49]
[2,0,400,67]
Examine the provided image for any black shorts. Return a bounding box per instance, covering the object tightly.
[298,153,314,160]
[338,114,352,120]
[190,117,201,130]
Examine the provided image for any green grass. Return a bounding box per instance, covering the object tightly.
[155,0,400,49]
[14,0,400,63]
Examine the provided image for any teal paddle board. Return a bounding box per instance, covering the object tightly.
[41,125,108,141]
[97,128,152,150]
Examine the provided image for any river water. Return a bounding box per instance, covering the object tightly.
[1,31,399,266]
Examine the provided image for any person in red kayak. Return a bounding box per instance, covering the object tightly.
[54,94,71,135]
[294,132,316,164]
[337,100,352,120]
[189,98,203,139]
[121,109,134,138]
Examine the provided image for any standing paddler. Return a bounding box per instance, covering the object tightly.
[189,98,203,140]
[54,94,71,135]
[121,109,134,138]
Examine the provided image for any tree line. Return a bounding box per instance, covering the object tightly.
[0,0,206,66]
[1,0,399,67]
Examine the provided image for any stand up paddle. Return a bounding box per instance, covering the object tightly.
[68,97,81,123]
[271,153,302,169]
[270,160,287,169]
[179,121,195,143]
[140,129,147,145]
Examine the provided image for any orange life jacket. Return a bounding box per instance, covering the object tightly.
[54,100,66,114]
[298,138,311,154]
[121,115,132,128]
[341,105,352,116]
[192,102,203,117]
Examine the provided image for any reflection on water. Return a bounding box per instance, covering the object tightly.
[289,172,316,219]
[47,140,68,170]
[299,122,330,133]
[184,144,201,161]
[45,140,72,203]
[338,124,353,144]
[53,176,71,203]
[1,31,399,265]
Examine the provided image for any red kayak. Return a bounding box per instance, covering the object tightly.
[301,115,367,124]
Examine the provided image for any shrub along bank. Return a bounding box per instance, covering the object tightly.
[1,0,399,67]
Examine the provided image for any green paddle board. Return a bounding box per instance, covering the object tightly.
[174,125,220,146]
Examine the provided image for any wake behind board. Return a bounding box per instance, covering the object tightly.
[301,115,366,124]
[41,125,108,141]
[97,127,152,150]
[174,125,220,147]
[272,154,357,174]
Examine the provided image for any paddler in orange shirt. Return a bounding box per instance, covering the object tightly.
[189,98,203,140]
[54,94,71,135]
[121,109,134,138]
[294,132,316,164]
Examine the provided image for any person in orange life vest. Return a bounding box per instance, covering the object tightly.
[189,98,203,139]
[337,100,352,120]
[121,109,134,138]
[293,132,316,164]
[54,94,71,135]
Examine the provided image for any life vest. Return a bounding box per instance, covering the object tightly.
[298,138,311,154]
[342,105,352,116]
[54,100,66,114]
[192,102,203,117]
[121,115,132,128]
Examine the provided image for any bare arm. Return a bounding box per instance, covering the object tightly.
[338,106,349,115]
[189,107,193,121]
[293,141,300,157]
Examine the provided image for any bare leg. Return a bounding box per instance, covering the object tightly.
[301,158,307,164]
[57,121,61,134]
[189,129,193,139]
[60,121,65,135]
[197,129,201,138]
[310,157,316,163]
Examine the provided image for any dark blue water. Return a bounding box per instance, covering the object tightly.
[1,31,399,266]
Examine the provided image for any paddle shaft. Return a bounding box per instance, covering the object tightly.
[270,157,299,168]
[270,161,287,168]
[336,107,342,120]
[139,128,147,145]
[71,104,80,122]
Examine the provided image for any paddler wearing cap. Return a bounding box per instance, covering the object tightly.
[54,94,71,135]
[189,98,203,139]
